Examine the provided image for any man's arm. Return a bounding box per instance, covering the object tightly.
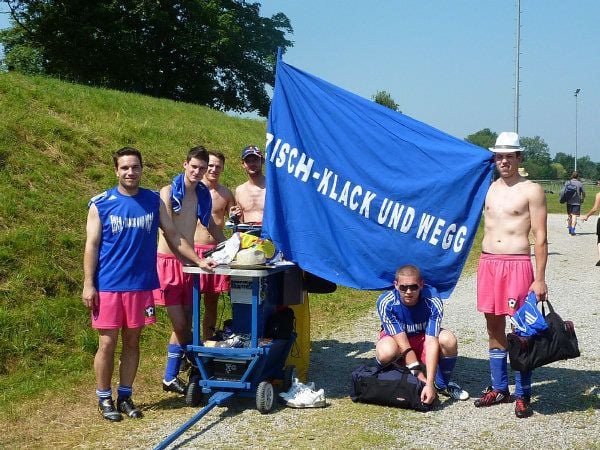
[82,204,101,310]
[158,198,217,272]
[583,192,600,221]
[529,183,548,301]
[207,217,226,243]
[422,335,440,404]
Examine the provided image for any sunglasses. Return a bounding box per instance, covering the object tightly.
[397,284,420,292]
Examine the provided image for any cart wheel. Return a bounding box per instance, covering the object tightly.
[186,374,204,407]
[283,365,296,393]
[256,381,274,414]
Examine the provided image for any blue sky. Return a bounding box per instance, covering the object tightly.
[260,1,599,162]
[2,2,598,161]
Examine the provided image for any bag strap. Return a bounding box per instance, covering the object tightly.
[539,298,555,316]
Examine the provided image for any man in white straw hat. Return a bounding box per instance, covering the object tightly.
[474,131,548,419]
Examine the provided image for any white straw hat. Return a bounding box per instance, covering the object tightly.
[489,131,523,152]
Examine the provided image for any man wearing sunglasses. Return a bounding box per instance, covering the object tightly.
[376,264,469,407]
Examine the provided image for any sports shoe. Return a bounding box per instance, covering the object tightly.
[117,397,143,419]
[473,386,511,407]
[515,396,533,418]
[436,381,470,401]
[98,398,122,422]
[285,388,326,408]
[595,260,600,267]
[163,377,187,395]
[279,378,315,400]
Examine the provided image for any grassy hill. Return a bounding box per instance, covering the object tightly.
[0,71,268,404]
[0,72,377,426]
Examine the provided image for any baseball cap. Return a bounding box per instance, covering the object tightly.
[241,145,263,160]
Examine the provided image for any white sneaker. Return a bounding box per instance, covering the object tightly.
[437,381,470,401]
[286,388,326,408]
[279,378,315,400]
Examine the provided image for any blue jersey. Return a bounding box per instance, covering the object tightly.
[90,187,160,292]
[376,284,443,337]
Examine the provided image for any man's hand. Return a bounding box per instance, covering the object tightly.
[421,383,437,405]
[82,284,98,310]
[198,257,218,272]
[529,279,548,302]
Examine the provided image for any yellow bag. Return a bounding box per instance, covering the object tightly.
[238,232,276,258]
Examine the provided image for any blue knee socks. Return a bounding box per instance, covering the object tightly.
[117,385,132,401]
[164,343,184,382]
[514,370,532,399]
[435,356,458,389]
[489,348,509,391]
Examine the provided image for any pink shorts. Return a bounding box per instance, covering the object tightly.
[153,253,193,307]
[195,244,231,294]
[93,291,154,329]
[378,330,427,364]
[477,253,534,316]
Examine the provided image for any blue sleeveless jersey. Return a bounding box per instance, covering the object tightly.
[376,284,443,337]
[89,187,160,291]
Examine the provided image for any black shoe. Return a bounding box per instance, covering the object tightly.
[98,398,122,422]
[162,377,187,395]
[117,397,143,419]
[596,260,600,266]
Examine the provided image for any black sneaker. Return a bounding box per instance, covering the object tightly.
[117,397,143,419]
[596,260,600,267]
[98,398,122,422]
[515,396,533,418]
[162,377,187,395]
[473,386,511,407]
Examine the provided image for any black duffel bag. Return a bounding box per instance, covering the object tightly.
[508,299,580,372]
[350,363,430,412]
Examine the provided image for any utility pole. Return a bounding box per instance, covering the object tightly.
[575,89,580,172]
[514,0,521,134]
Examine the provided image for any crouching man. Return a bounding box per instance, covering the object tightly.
[376,264,469,406]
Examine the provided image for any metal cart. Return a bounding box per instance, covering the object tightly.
[155,262,297,450]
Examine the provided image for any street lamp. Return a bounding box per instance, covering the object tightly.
[575,88,580,172]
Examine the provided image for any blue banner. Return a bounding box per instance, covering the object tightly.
[263,58,493,298]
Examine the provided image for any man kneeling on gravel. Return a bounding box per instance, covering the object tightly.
[376,264,469,406]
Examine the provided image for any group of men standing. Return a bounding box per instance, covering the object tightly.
[82,144,266,421]
[83,130,552,423]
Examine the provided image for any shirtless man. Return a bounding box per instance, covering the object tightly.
[581,179,600,265]
[229,145,265,225]
[474,132,548,419]
[154,146,225,395]
[194,151,235,339]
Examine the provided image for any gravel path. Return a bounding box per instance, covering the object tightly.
[139,214,599,449]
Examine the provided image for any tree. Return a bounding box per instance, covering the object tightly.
[521,136,554,179]
[465,128,496,150]
[553,152,575,177]
[0,0,293,116]
[372,90,401,112]
[574,156,597,181]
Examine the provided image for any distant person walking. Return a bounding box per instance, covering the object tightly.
[474,132,548,419]
[195,151,235,339]
[82,147,216,423]
[581,179,600,265]
[563,171,585,236]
